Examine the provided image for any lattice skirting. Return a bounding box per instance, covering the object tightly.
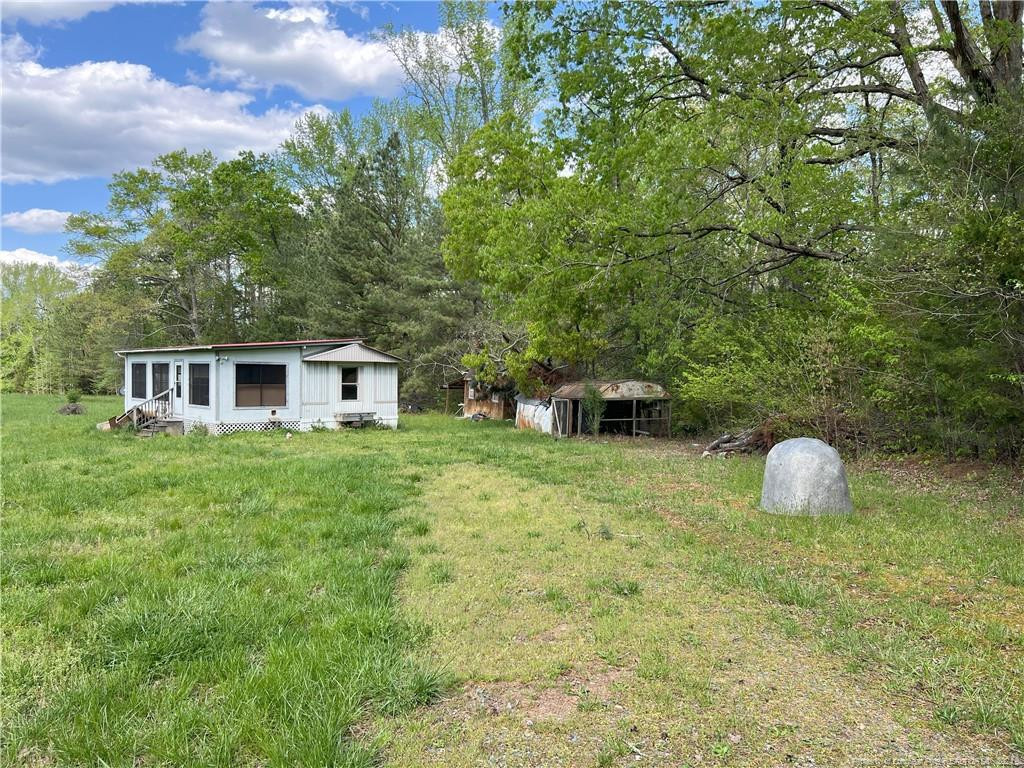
[184,420,303,436]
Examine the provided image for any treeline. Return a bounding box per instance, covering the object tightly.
[1,2,521,404]
[2,1,1022,459]
[440,0,1022,460]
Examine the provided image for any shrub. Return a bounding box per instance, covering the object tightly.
[582,383,606,435]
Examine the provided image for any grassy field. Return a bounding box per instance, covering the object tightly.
[3,395,1022,766]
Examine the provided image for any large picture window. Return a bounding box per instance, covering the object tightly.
[152,363,169,401]
[340,366,358,401]
[235,363,286,407]
[189,363,210,406]
[131,363,147,399]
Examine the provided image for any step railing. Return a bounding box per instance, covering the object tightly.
[129,388,173,429]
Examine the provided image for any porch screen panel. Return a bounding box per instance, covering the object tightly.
[131,363,147,399]
[189,363,210,406]
[152,363,169,400]
[235,363,286,407]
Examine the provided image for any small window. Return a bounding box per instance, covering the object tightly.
[235,363,286,407]
[340,366,358,401]
[189,363,210,406]
[131,363,147,399]
[152,363,170,401]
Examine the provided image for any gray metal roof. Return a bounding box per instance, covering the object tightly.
[302,343,404,364]
[550,380,669,400]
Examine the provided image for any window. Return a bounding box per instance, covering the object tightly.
[152,363,169,400]
[189,363,210,406]
[175,363,182,398]
[235,363,286,407]
[131,363,147,399]
[340,366,358,401]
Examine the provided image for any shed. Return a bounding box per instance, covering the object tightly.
[110,339,402,435]
[441,361,568,420]
[441,372,516,420]
[516,380,671,438]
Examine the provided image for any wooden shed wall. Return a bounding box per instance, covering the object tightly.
[462,382,515,420]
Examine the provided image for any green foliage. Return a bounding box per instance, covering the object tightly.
[582,383,606,435]
[441,0,1024,459]
[0,262,76,394]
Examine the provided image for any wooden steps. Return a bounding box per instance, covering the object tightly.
[138,419,184,437]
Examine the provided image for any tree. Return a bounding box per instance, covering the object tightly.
[443,1,1023,456]
[380,0,533,181]
[277,109,482,402]
[0,263,78,393]
[67,150,299,344]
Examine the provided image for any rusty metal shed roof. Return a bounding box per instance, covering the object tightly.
[551,380,669,400]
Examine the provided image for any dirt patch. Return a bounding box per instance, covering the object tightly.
[443,664,626,725]
[452,681,576,722]
[534,622,571,643]
[852,455,1023,502]
[563,663,625,702]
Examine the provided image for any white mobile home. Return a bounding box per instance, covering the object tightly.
[115,339,401,434]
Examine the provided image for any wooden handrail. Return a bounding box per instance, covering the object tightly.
[130,388,173,428]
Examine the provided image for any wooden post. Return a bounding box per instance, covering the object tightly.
[632,399,637,437]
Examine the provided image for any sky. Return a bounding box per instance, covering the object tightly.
[0,0,457,269]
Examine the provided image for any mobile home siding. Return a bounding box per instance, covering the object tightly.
[120,342,400,432]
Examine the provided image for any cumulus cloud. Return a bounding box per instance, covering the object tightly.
[1,208,72,233]
[1,33,327,183]
[179,2,404,101]
[0,246,86,273]
[1,2,116,25]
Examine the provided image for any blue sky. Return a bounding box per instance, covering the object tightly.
[1,1,461,268]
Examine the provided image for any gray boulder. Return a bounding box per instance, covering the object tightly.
[760,437,852,515]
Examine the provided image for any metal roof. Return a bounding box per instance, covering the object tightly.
[116,338,362,354]
[550,380,670,400]
[303,343,404,364]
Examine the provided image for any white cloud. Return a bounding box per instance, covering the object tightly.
[1,33,328,183]
[1,208,72,233]
[0,247,85,272]
[179,2,404,101]
[1,2,116,25]
[1,247,61,266]
[341,2,370,22]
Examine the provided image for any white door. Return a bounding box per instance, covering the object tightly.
[172,360,184,417]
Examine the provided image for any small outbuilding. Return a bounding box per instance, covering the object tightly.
[442,361,569,421]
[112,338,402,434]
[516,380,671,438]
[441,373,517,420]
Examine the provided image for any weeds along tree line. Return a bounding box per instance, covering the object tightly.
[2,1,1022,460]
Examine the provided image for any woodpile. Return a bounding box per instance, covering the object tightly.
[702,423,775,457]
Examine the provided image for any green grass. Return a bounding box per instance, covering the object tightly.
[3,395,1022,766]
[2,395,435,766]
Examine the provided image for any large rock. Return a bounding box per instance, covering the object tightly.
[760,437,852,515]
